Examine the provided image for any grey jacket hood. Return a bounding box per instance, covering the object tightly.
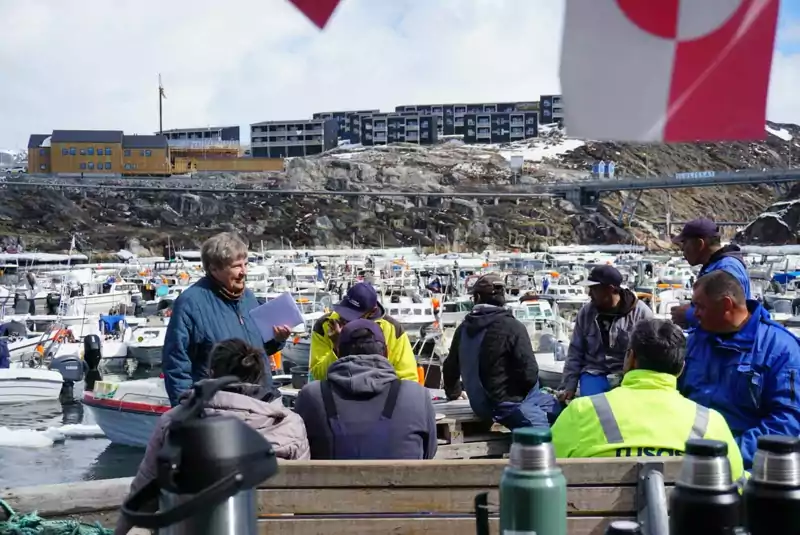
[327,354,398,396]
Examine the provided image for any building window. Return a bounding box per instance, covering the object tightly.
[104,162,112,170]
[62,148,68,156]
[124,163,131,170]
[124,149,131,157]
[105,148,112,155]
[80,163,86,170]
[39,149,45,156]
[88,162,94,169]
[69,147,76,155]
[145,150,151,157]
[139,150,145,157]
[80,149,86,155]
[40,164,46,170]
[87,147,94,155]
[98,161,103,169]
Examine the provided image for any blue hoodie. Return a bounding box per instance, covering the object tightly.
[685,244,752,327]
[680,301,800,468]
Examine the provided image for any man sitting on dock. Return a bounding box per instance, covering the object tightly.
[443,273,557,429]
[296,319,437,459]
[551,318,744,481]
[670,218,752,328]
[310,282,418,382]
[559,265,653,399]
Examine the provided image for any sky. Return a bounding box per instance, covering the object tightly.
[0,0,798,149]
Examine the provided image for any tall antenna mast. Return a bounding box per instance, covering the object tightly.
[158,74,167,134]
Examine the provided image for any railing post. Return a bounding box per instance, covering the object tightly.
[637,460,669,535]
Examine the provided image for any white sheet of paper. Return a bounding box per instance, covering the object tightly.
[248,292,305,343]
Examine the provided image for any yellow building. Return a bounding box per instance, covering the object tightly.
[50,130,124,176]
[27,134,52,173]
[122,135,171,176]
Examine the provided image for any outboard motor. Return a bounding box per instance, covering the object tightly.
[82,334,102,391]
[45,292,61,315]
[50,354,86,405]
[13,294,28,315]
[121,376,278,535]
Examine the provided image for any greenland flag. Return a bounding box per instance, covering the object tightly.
[560,0,780,142]
[288,0,342,29]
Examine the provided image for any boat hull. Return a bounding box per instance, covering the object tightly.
[127,345,162,367]
[0,368,63,404]
[282,339,310,371]
[83,394,168,448]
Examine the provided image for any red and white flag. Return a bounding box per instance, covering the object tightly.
[560,0,780,142]
[288,0,342,29]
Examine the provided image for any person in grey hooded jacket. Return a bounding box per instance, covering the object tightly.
[559,265,653,400]
[295,319,437,460]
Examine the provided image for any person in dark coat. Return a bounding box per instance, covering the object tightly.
[295,319,437,460]
[443,273,558,429]
[161,232,291,406]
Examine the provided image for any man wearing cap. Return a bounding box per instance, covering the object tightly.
[443,273,558,429]
[670,217,751,329]
[296,319,437,460]
[559,265,653,399]
[310,282,417,382]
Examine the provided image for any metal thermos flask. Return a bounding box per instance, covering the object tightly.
[500,427,567,535]
[744,435,800,535]
[669,439,742,535]
[605,520,642,535]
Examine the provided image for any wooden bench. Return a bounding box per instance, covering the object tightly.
[0,458,681,535]
[436,416,512,459]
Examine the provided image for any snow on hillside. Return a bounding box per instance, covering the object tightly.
[0,149,26,167]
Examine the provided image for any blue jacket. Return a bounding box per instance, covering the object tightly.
[161,277,284,406]
[685,245,751,327]
[680,301,800,468]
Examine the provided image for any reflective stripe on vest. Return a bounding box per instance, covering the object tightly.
[591,394,711,445]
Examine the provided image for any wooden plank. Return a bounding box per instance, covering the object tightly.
[257,487,635,515]
[258,516,629,535]
[262,458,681,488]
[434,440,511,459]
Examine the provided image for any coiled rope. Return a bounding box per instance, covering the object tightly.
[0,499,112,535]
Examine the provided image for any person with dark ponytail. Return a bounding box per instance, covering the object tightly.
[116,338,310,535]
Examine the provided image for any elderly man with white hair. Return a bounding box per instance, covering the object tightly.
[162,232,291,406]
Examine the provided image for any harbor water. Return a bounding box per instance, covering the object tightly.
[0,384,145,488]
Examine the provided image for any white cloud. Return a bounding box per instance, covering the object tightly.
[0,0,797,149]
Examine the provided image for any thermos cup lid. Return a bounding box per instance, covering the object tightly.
[512,427,552,446]
[685,438,728,457]
[757,435,800,454]
[605,520,642,534]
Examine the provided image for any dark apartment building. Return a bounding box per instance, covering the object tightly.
[250,118,338,158]
[312,109,379,140]
[352,113,439,146]
[539,95,564,124]
[462,112,539,144]
[393,101,538,136]
[160,126,240,147]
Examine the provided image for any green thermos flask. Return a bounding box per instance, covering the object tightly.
[500,427,567,535]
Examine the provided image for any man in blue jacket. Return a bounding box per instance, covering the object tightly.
[670,218,751,328]
[679,270,800,469]
[162,232,290,406]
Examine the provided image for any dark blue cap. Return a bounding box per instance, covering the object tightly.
[672,218,720,243]
[333,282,378,321]
[338,319,386,356]
[580,265,623,287]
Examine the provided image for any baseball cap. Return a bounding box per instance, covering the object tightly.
[672,218,720,244]
[580,265,623,287]
[333,282,378,322]
[472,273,506,296]
[338,318,386,350]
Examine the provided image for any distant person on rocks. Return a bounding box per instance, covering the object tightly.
[161,232,291,406]
[670,218,751,328]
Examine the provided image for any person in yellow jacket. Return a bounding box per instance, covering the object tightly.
[310,282,417,381]
[552,318,745,481]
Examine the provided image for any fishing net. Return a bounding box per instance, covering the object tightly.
[0,499,112,535]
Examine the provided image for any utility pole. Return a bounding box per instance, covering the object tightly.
[158,74,166,134]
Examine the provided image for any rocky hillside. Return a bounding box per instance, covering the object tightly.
[1,122,799,255]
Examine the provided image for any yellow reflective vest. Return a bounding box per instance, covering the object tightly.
[309,311,418,382]
[552,369,745,481]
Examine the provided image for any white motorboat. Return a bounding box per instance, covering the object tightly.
[0,367,65,404]
[82,377,170,447]
[127,317,169,367]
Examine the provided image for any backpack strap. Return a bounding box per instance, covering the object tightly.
[381,380,402,419]
[320,380,338,420]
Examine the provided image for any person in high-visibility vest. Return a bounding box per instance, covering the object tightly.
[552,318,745,482]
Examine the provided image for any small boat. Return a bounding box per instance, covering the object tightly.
[82,377,169,447]
[126,316,168,367]
[0,366,66,404]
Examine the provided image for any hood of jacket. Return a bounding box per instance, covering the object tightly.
[704,244,746,272]
[462,304,513,336]
[594,287,638,317]
[327,354,398,396]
